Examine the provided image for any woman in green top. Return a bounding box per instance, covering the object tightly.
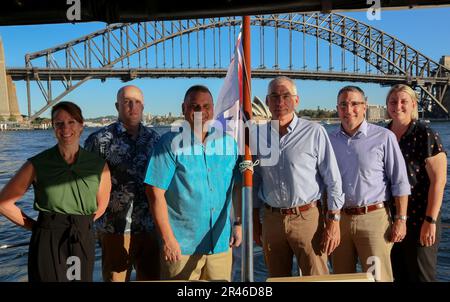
[0,101,111,282]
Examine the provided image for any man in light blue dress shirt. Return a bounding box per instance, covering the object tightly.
[253,76,345,278]
[144,85,242,281]
[329,85,410,281]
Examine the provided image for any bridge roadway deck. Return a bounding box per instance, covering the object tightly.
[6,68,450,85]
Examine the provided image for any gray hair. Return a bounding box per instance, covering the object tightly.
[267,76,298,96]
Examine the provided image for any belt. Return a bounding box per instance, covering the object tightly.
[343,202,386,215]
[264,200,318,215]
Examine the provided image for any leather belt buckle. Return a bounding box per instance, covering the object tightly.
[265,200,318,216]
[343,201,385,215]
[279,207,292,215]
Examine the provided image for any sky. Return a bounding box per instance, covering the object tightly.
[0,7,450,118]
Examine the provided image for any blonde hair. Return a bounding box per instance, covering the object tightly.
[386,84,419,120]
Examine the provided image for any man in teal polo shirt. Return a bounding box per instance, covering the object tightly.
[144,85,242,281]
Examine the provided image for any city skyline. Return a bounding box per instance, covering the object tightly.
[0,7,449,118]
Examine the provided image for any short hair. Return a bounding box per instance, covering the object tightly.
[386,84,419,120]
[337,86,366,102]
[267,76,298,95]
[116,85,144,103]
[183,85,213,103]
[51,101,84,124]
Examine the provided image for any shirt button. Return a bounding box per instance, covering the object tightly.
[211,208,215,212]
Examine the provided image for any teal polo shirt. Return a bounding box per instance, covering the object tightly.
[144,129,240,255]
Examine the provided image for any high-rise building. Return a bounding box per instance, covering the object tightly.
[367,104,387,122]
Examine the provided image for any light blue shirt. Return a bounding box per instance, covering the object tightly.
[329,120,411,208]
[144,128,239,255]
[254,114,345,211]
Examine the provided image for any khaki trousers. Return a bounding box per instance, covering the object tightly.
[161,249,232,281]
[332,207,394,282]
[100,232,160,281]
[262,206,329,277]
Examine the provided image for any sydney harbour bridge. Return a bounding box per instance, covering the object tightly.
[4,12,450,121]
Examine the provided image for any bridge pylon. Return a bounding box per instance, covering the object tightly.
[0,37,22,122]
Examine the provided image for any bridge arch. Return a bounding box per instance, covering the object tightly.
[8,13,450,120]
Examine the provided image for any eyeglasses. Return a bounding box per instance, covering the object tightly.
[337,101,365,109]
[267,93,297,101]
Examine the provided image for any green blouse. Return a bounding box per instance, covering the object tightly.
[29,145,106,215]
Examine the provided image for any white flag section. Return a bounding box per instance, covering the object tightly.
[214,32,244,152]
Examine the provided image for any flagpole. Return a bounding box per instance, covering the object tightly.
[241,15,254,282]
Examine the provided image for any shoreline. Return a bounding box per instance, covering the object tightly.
[1,118,450,132]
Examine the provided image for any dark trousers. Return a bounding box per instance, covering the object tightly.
[100,232,161,281]
[391,217,441,282]
[28,211,95,282]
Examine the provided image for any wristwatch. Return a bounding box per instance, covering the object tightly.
[326,212,341,221]
[424,216,437,224]
[394,215,408,222]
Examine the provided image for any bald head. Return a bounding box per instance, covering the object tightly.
[117,85,144,104]
[115,85,144,127]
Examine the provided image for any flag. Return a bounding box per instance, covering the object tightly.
[214,31,244,150]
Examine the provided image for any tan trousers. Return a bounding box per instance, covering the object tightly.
[332,207,394,282]
[161,249,233,281]
[100,232,160,281]
[262,206,329,277]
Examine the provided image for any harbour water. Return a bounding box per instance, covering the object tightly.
[0,123,449,282]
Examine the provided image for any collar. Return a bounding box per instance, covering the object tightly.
[271,113,298,134]
[287,113,298,133]
[340,119,368,138]
[184,123,217,145]
[387,119,417,140]
[403,119,417,138]
[115,120,145,138]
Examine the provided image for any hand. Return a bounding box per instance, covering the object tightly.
[163,237,181,263]
[229,225,242,247]
[390,219,407,242]
[420,221,436,247]
[253,218,263,246]
[321,220,340,255]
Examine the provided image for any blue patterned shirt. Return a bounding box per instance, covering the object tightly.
[84,121,160,234]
